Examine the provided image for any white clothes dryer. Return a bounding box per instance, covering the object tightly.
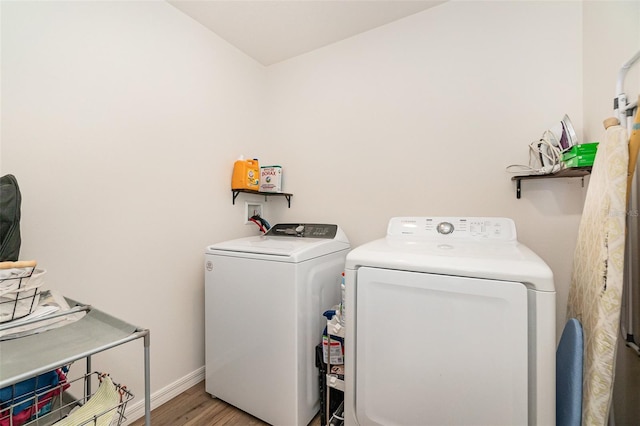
[204,223,350,426]
[344,217,555,426]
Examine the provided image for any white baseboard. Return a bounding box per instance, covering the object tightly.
[123,366,205,425]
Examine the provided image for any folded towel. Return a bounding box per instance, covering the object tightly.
[53,375,119,426]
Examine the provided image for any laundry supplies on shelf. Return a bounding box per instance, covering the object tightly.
[322,309,344,365]
[231,157,259,191]
[259,166,282,193]
[562,143,599,168]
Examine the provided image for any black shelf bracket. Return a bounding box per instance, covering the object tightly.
[511,167,591,199]
[232,189,293,208]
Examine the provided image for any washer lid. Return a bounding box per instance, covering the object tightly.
[206,224,350,262]
[346,217,554,292]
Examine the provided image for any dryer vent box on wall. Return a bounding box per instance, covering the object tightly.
[244,202,263,225]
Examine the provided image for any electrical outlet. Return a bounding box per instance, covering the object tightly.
[244,202,263,225]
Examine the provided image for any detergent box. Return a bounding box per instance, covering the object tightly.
[562,143,599,168]
[259,166,282,192]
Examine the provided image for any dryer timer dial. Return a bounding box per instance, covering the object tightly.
[436,222,455,235]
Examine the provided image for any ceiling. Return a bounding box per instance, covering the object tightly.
[167,1,446,66]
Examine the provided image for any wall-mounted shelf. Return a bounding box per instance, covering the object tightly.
[511,167,592,199]
[232,189,293,208]
[324,316,345,426]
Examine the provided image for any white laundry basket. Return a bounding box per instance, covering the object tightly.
[0,261,45,323]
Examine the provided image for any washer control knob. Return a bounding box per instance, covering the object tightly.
[436,222,454,235]
[295,225,305,234]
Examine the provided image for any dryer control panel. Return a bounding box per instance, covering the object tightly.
[266,223,338,239]
[387,217,517,241]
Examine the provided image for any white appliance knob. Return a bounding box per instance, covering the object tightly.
[295,225,305,233]
[437,222,454,235]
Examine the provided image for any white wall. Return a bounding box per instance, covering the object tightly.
[583,1,640,142]
[1,0,266,416]
[2,0,639,423]
[267,0,584,339]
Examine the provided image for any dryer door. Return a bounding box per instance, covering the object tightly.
[354,267,528,426]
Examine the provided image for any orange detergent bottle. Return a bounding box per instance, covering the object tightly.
[231,157,260,191]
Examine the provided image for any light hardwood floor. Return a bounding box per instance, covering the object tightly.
[128,360,640,425]
[129,381,322,426]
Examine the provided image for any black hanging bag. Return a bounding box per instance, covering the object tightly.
[0,174,22,261]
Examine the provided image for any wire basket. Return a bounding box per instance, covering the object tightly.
[1,371,134,426]
[0,261,44,324]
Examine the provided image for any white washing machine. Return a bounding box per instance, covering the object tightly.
[344,217,555,426]
[204,223,350,426]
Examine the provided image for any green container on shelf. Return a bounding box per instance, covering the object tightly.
[562,143,599,168]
